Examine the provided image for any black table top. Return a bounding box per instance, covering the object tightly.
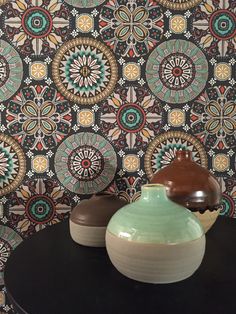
[4,216,236,314]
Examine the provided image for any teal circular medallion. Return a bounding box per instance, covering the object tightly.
[26,195,55,224]
[117,104,146,133]
[55,133,117,194]
[22,7,53,38]
[146,39,208,104]
[0,226,22,285]
[220,194,235,217]
[52,38,118,105]
[209,10,236,40]
[65,50,105,94]
[0,40,23,101]
[63,0,105,8]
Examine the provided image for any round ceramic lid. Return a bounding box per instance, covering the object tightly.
[70,193,127,227]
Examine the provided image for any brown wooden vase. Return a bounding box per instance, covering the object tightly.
[150,150,222,232]
[70,192,127,247]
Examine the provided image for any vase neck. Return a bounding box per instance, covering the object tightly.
[175,150,193,162]
[140,184,168,202]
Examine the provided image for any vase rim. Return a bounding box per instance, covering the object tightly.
[175,150,192,160]
[142,184,165,189]
[141,183,166,190]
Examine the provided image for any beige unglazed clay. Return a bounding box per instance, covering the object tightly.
[70,220,106,247]
[106,231,206,284]
[194,209,220,233]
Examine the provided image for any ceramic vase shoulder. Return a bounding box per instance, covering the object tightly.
[106,184,206,284]
[151,150,222,232]
[70,192,127,247]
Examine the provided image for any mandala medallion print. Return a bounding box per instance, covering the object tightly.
[191,86,236,149]
[6,86,71,150]
[0,40,23,101]
[108,176,146,203]
[100,86,162,149]
[64,0,106,8]
[3,0,71,55]
[0,226,22,285]
[99,0,164,57]
[156,0,202,10]
[192,0,236,57]
[55,133,117,194]
[7,179,71,237]
[0,134,26,197]
[144,131,208,181]
[146,39,208,104]
[0,0,235,310]
[52,37,118,105]
[219,178,236,218]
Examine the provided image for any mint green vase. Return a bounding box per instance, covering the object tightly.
[106,184,206,284]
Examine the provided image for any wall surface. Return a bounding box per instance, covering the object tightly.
[0,0,235,311]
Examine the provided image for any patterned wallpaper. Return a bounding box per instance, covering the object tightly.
[0,0,235,311]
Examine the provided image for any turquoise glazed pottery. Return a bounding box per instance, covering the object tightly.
[106,184,206,284]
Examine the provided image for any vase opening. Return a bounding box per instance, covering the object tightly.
[141,184,168,201]
[175,150,192,161]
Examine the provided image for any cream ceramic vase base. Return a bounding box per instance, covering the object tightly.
[106,231,206,284]
[70,220,106,247]
[194,209,220,233]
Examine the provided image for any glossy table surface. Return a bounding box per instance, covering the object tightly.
[4,216,236,314]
